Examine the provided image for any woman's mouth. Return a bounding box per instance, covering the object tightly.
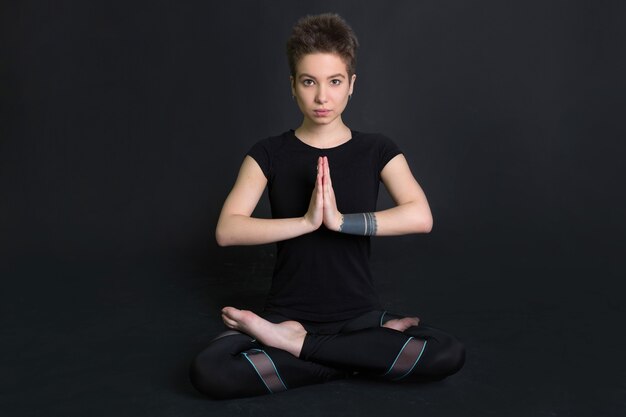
[313,109,331,117]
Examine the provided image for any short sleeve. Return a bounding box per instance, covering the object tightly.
[247,140,271,179]
[377,135,403,174]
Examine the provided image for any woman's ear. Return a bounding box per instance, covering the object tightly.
[290,76,296,97]
[349,74,357,95]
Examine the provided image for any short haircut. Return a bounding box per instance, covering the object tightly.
[286,13,359,78]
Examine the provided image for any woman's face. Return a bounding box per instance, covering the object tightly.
[291,53,356,127]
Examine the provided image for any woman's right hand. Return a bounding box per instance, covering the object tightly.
[303,156,324,231]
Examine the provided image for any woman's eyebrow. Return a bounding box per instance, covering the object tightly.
[298,73,346,80]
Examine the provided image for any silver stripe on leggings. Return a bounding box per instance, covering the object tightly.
[242,349,288,394]
[382,337,427,381]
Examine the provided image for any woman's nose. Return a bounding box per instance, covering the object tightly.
[315,86,328,103]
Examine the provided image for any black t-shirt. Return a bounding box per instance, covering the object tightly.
[247,130,402,322]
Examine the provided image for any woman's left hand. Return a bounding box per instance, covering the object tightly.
[321,156,343,231]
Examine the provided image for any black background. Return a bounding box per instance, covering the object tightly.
[1,1,625,416]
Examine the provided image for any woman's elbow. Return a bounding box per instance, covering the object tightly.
[404,200,432,234]
[215,231,226,247]
[421,215,433,233]
[412,211,433,234]
[215,224,233,247]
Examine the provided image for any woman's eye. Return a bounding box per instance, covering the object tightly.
[330,79,342,85]
[302,79,314,86]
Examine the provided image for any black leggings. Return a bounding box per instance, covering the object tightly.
[190,310,465,399]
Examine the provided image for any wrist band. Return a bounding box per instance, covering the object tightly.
[338,213,377,236]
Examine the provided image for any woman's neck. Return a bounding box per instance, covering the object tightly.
[295,119,352,149]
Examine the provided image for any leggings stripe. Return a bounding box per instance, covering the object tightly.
[379,311,388,327]
[242,349,288,394]
[382,337,427,380]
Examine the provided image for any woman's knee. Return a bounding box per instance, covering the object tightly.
[189,334,266,399]
[402,326,465,380]
[444,337,465,375]
[190,350,228,399]
[429,334,465,378]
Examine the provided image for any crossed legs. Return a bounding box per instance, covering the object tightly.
[190,308,464,399]
[220,307,420,358]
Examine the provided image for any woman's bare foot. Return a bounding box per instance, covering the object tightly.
[221,307,307,357]
[383,316,420,332]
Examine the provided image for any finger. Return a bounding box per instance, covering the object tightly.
[323,158,335,199]
[317,157,324,184]
[324,157,333,188]
[312,158,321,192]
[316,161,324,206]
[317,175,324,201]
[317,162,324,192]
[323,156,330,177]
[323,166,331,196]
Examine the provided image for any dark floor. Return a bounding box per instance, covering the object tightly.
[1,249,624,417]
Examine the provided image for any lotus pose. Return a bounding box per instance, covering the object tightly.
[190,13,465,399]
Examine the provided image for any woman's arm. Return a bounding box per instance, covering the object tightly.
[215,156,323,246]
[375,154,433,235]
[322,154,432,236]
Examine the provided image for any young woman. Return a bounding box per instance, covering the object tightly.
[190,13,465,399]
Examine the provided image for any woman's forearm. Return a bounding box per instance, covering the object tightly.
[337,201,432,237]
[215,214,316,246]
[373,201,433,236]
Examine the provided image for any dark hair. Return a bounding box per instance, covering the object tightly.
[286,13,359,78]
